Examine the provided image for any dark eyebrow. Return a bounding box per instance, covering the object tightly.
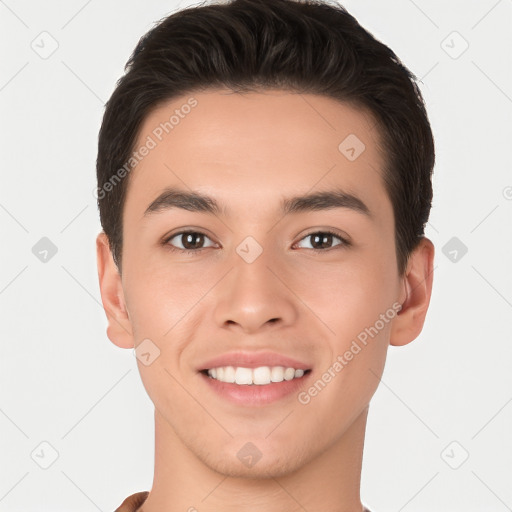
[143,186,371,218]
[144,188,226,217]
[281,189,370,217]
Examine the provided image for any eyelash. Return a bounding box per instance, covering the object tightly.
[162,229,351,255]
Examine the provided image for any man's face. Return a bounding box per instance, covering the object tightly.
[117,89,405,477]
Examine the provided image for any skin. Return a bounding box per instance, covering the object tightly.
[97,89,434,512]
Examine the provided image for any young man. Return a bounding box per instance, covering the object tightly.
[95,0,435,510]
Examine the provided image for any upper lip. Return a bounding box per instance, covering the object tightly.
[198,351,312,371]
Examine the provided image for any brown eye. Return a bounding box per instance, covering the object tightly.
[181,232,205,249]
[165,231,216,252]
[295,231,348,251]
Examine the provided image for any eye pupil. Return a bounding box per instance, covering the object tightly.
[183,233,204,249]
[312,233,332,249]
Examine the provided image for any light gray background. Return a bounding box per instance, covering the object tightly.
[1,1,511,511]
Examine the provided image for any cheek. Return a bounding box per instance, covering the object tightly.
[123,248,213,336]
[292,254,398,337]
[124,264,205,411]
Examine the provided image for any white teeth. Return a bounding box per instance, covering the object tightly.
[284,367,296,381]
[206,366,308,385]
[253,366,271,385]
[223,366,236,383]
[270,366,284,382]
[235,367,253,385]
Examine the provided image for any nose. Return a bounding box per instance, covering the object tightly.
[212,245,298,334]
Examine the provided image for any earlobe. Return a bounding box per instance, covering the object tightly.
[390,237,435,347]
[96,232,134,349]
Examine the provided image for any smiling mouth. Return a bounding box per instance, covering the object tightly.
[200,366,312,385]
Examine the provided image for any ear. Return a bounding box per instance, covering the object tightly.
[96,231,134,349]
[390,237,435,347]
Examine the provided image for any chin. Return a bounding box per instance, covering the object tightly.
[196,439,311,480]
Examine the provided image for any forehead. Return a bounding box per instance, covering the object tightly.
[124,88,390,221]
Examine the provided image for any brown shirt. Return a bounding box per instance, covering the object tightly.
[114,491,149,512]
[114,491,373,511]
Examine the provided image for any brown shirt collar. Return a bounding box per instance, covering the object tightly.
[114,491,373,511]
[114,491,149,512]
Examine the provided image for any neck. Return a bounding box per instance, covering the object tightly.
[141,407,368,512]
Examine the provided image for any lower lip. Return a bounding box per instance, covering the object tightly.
[199,371,312,406]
